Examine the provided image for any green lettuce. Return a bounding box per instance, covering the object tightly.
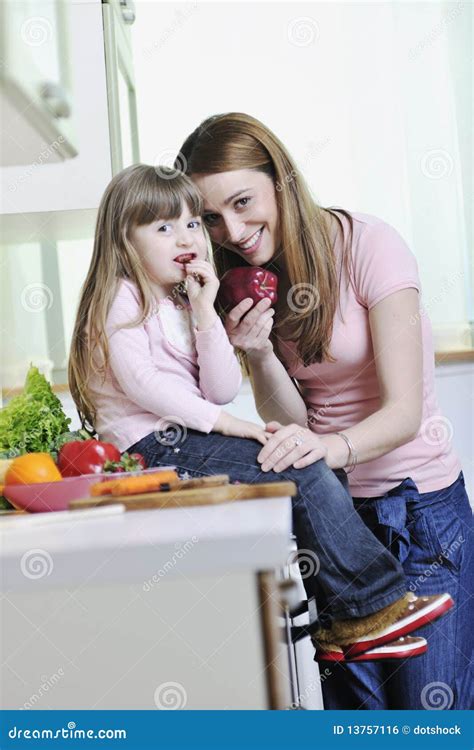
[0,365,71,455]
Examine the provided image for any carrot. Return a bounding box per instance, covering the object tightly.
[111,471,180,496]
[90,478,118,497]
[90,470,179,497]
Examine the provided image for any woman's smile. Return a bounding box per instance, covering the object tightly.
[234,225,265,254]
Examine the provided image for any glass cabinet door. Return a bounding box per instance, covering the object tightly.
[102,0,140,173]
[0,0,77,164]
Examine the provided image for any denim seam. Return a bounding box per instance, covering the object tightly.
[328,583,408,620]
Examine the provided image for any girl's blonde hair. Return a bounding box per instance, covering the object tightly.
[177,112,353,371]
[68,164,203,433]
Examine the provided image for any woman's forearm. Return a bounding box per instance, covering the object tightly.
[321,402,421,470]
[247,345,308,426]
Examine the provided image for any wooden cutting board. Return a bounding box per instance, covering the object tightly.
[69,480,297,511]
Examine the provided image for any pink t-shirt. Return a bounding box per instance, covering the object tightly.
[279,211,461,497]
[89,278,242,452]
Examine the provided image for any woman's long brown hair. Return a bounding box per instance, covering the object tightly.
[177,112,353,372]
[68,164,203,434]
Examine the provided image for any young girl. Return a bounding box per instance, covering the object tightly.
[68,164,452,668]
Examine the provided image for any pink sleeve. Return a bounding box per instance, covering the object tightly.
[351,221,421,309]
[194,316,242,403]
[106,287,222,433]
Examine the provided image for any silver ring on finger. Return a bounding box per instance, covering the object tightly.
[293,437,304,447]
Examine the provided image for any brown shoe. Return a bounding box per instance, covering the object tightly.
[343,593,453,658]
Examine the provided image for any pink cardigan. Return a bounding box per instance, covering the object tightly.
[89,278,242,452]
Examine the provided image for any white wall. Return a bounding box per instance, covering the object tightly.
[132,0,472,347]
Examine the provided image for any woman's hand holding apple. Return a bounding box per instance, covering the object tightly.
[224,297,275,360]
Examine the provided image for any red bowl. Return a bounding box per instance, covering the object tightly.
[3,466,177,513]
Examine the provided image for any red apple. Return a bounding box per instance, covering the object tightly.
[217,267,278,312]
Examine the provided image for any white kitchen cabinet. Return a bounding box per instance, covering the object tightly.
[1,573,283,710]
[435,360,474,503]
[103,0,140,172]
[0,0,138,242]
[0,498,294,709]
[0,0,77,167]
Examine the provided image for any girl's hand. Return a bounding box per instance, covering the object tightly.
[213,411,270,446]
[184,259,220,311]
[224,297,275,359]
[257,421,327,471]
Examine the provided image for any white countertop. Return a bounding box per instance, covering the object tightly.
[0,497,293,591]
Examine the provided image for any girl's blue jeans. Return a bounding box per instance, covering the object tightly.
[128,428,407,625]
[321,473,473,710]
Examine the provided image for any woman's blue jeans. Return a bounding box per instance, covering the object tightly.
[321,473,474,710]
[128,428,407,625]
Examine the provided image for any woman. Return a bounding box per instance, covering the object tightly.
[175,112,473,710]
